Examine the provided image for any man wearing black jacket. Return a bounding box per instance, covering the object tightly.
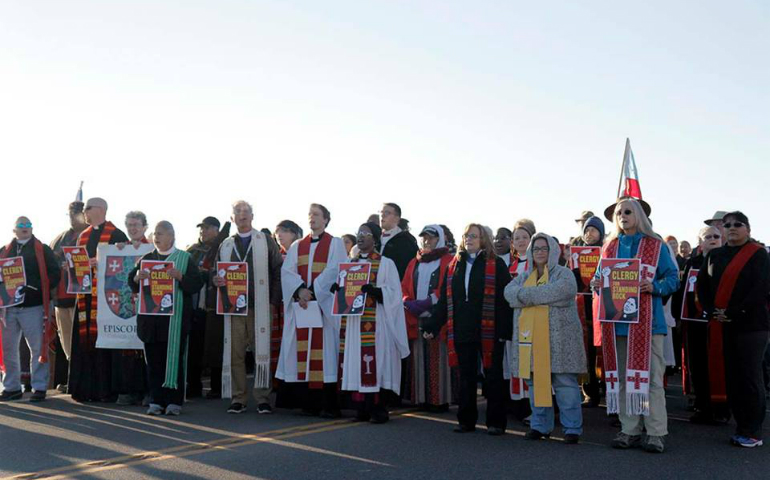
[379,203,418,281]
[0,217,61,402]
[697,211,770,447]
[422,224,513,435]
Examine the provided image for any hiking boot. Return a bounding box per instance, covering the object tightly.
[227,403,246,414]
[146,404,164,416]
[644,435,665,453]
[611,432,642,449]
[0,390,23,401]
[165,404,182,416]
[257,403,273,414]
[29,390,46,403]
[524,429,550,440]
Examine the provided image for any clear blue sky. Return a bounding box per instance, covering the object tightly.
[1,1,768,248]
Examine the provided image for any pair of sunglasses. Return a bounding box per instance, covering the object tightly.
[16,222,32,229]
[616,209,633,216]
[704,234,721,240]
[724,222,745,229]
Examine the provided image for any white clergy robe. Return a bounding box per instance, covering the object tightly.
[340,255,410,394]
[276,235,348,383]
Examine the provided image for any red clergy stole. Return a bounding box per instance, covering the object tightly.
[75,222,116,350]
[707,241,763,403]
[295,232,332,388]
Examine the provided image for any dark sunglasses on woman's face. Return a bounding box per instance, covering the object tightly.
[723,222,745,229]
[463,233,479,240]
[616,209,633,216]
[704,234,721,240]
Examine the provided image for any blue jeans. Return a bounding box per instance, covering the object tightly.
[525,373,583,435]
[1,305,49,392]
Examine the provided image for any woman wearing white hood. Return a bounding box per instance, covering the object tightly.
[505,233,587,444]
[401,225,454,411]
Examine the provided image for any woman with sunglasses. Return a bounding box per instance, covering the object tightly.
[673,225,729,426]
[422,223,513,435]
[696,211,770,448]
[591,198,679,453]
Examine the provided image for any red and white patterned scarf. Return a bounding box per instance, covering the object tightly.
[599,236,661,415]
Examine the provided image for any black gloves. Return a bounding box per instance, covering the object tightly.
[360,283,383,304]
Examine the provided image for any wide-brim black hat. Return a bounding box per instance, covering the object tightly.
[604,196,652,221]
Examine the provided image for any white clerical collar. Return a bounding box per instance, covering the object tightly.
[158,246,176,256]
[16,237,31,245]
[382,227,401,238]
[238,231,252,238]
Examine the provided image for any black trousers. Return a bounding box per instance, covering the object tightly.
[144,334,187,408]
[724,329,769,438]
[203,311,223,394]
[685,322,728,418]
[456,341,507,430]
[186,310,207,393]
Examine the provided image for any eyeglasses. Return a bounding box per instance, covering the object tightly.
[15,222,32,229]
[723,222,745,229]
[532,246,549,253]
[616,209,633,216]
[704,234,721,240]
[356,231,373,237]
[463,233,479,240]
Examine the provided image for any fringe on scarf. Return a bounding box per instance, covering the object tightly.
[628,392,650,416]
[606,391,619,415]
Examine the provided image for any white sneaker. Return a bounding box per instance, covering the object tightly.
[165,404,182,416]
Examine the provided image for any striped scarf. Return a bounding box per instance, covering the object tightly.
[599,236,661,415]
[163,249,190,389]
[75,222,116,350]
[296,233,331,388]
[446,254,497,369]
[358,259,380,387]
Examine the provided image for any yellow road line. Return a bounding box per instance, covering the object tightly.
[38,422,391,479]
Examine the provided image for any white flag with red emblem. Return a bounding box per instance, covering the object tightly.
[617,138,642,199]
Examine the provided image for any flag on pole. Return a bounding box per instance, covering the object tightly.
[617,138,642,199]
[75,181,84,203]
[604,138,651,220]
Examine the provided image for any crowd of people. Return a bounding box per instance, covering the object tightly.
[1,194,769,453]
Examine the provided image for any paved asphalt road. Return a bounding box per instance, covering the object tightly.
[1,378,769,480]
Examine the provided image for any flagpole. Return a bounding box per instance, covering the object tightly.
[616,138,630,198]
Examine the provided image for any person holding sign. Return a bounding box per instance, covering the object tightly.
[336,222,409,423]
[69,197,129,403]
[129,221,202,416]
[49,199,88,390]
[214,201,282,415]
[505,233,586,443]
[401,225,453,411]
[570,215,604,407]
[277,203,346,417]
[591,198,679,453]
[422,224,513,435]
[674,225,728,425]
[697,211,770,448]
[0,217,60,402]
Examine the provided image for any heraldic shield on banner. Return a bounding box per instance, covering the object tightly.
[104,255,141,319]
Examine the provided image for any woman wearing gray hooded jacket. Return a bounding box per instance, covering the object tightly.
[504,233,587,443]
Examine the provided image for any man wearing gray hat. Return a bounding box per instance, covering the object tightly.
[704,211,729,239]
[68,197,129,402]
